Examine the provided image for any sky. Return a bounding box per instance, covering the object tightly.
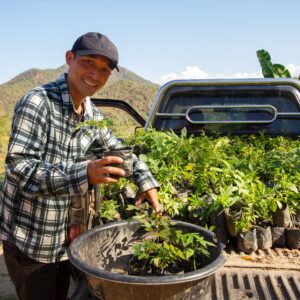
[1,0,300,85]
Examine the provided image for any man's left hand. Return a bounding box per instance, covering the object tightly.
[134,188,161,213]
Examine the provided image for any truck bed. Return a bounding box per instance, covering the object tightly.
[209,247,300,300]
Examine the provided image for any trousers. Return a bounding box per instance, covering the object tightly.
[3,240,70,300]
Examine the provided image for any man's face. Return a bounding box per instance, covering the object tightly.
[66,51,112,102]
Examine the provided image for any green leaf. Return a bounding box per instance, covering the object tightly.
[139,154,148,162]
[184,248,195,260]
[158,228,171,240]
[269,200,278,213]
[277,201,283,210]
[257,49,272,64]
[133,243,144,257]
[273,64,291,78]
[171,244,186,260]
[152,257,161,268]
[181,127,187,138]
[126,204,139,211]
[286,183,299,193]
[257,49,274,78]
[185,234,195,246]
[256,49,291,78]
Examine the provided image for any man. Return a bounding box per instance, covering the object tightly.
[0,32,160,300]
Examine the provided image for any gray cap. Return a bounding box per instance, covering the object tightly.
[71,32,119,71]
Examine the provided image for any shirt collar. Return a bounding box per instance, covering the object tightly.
[57,73,93,119]
[84,97,93,118]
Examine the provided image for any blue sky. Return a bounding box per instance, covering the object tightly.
[1,0,300,85]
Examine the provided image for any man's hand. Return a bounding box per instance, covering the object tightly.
[67,224,83,243]
[87,156,126,184]
[135,188,161,213]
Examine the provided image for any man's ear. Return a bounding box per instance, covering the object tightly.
[65,51,74,66]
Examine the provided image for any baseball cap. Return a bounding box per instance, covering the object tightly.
[71,32,119,71]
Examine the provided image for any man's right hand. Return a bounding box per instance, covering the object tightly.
[87,156,126,184]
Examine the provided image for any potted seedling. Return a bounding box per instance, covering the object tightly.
[268,184,294,248]
[68,206,225,300]
[98,198,121,224]
[286,204,300,249]
[217,175,260,254]
[286,224,300,250]
[251,182,273,250]
[209,184,240,238]
[271,195,293,229]
[127,209,216,275]
[232,201,258,254]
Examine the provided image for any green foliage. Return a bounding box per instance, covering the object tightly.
[127,129,299,232]
[129,210,215,273]
[99,199,120,223]
[73,118,113,132]
[256,49,291,78]
[100,129,300,235]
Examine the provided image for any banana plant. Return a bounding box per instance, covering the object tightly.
[256,49,291,78]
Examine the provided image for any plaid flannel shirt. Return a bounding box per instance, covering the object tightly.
[0,74,159,263]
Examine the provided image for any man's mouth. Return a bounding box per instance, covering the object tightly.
[83,79,97,87]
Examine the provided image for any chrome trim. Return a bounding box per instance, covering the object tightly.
[155,112,300,117]
[278,112,300,116]
[185,104,277,124]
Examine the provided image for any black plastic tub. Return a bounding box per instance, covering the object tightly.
[68,220,226,300]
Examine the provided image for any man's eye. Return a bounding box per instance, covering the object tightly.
[82,59,93,66]
[101,67,112,74]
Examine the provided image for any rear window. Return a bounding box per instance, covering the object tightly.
[153,85,300,136]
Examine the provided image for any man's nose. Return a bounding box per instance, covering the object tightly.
[89,68,99,80]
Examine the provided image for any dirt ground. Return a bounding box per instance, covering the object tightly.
[1,240,299,300]
[0,241,76,300]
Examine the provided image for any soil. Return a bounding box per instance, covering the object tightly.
[224,245,300,270]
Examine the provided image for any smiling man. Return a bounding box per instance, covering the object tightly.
[66,32,118,112]
[0,32,160,300]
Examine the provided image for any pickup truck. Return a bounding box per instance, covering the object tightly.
[92,78,300,300]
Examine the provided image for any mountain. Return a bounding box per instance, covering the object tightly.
[0,63,159,116]
[0,64,160,173]
[3,64,155,89]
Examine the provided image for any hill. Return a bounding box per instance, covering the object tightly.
[0,64,160,173]
[0,64,158,109]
